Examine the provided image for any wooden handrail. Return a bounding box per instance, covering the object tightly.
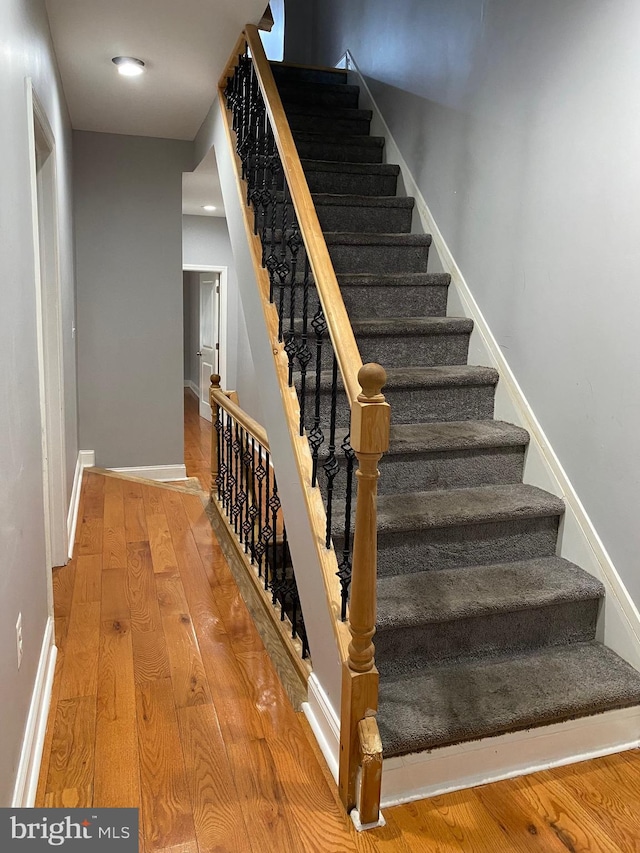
[243,25,364,406]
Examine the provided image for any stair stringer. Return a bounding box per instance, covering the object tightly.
[206,91,346,737]
[337,48,640,802]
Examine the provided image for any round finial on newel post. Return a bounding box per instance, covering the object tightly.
[210,374,221,390]
[357,363,386,403]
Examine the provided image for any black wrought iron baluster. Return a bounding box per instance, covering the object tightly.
[269,478,281,605]
[241,432,253,554]
[263,451,272,591]
[261,126,275,267]
[297,256,312,436]
[278,525,289,621]
[246,64,261,206]
[323,354,340,549]
[249,96,266,235]
[231,423,242,535]
[223,411,233,514]
[254,451,267,576]
[214,405,223,501]
[265,144,281,304]
[308,306,327,486]
[337,431,356,620]
[284,215,302,386]
[275,182,291,342]
[247,436,258,563]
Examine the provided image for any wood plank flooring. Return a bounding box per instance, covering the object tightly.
[184,389,212,493]
[36,398,640,851]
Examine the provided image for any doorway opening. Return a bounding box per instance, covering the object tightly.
[27,81,68,600]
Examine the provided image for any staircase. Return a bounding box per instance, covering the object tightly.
[270,60,640,762]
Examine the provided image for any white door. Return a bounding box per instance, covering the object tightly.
[198,273,220,421]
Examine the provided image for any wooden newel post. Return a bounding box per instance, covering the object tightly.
[339,363,390,823]
[210,374,221,499]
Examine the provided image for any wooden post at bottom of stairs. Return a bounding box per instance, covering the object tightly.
[339,364,390,825]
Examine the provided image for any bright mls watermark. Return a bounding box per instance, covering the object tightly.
[1,809,138,851]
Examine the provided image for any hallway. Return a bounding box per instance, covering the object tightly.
[35,398,640,852]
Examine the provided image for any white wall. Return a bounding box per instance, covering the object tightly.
[0,0,77,805]
[299,0,640,611]
[182,214,260,421]
[75,131,193,469]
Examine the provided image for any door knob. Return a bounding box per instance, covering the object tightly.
[196,351,202,356]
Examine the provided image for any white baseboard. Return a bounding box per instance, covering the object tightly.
[381,705,640,808]
[12,617,57,807]
[184,380,199,397]
[302,673,340,783]
[107,464,188,482]
[67,450,95,559]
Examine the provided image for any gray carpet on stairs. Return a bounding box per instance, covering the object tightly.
[269,60,640,758]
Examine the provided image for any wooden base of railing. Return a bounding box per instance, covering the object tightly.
[339,663,380,815]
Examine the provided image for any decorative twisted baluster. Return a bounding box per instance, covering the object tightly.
[337,430,356,620]
[309,306,327,487]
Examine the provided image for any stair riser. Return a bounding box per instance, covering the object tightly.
[302,383,496,432]
[341,285,449,319]
[328,243,430,274]
[294,137,384,163]
[361,516,561,577]
[304,331,470,370]
[280,88,360,110]
[378,446,526,494]
[318,446,526,501]
[375,599,600,672]
[357,332,470,368]
[287,112,371,136]
[293,283,449,321]
[257,202,413,235]
[303,170,399,197]
[271,66,348,87]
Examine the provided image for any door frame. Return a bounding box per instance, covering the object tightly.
[26,79,68,605]
[183,263,228,392]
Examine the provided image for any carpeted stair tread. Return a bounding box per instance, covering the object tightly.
[388,420,529,454]
[350,316,473,337]
[377,557,604,631]
[371,484,564,534]
[377,642,640,757]
[312,193,415,211]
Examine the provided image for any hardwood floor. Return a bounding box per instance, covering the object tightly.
[36,400,640,851]
[184,389,212,493]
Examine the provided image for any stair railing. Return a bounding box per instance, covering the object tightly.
[209,375,310,669]
[219,26,391,823]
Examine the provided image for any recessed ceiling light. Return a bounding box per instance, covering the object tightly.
[202,205,216,211]
[112,56,145,77]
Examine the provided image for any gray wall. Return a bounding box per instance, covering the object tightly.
[295,0,640,607]
[0,0,77,804]
[75,132,193,469]
[182,214,260,420]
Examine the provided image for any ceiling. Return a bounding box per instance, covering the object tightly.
[45,0,269,141]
